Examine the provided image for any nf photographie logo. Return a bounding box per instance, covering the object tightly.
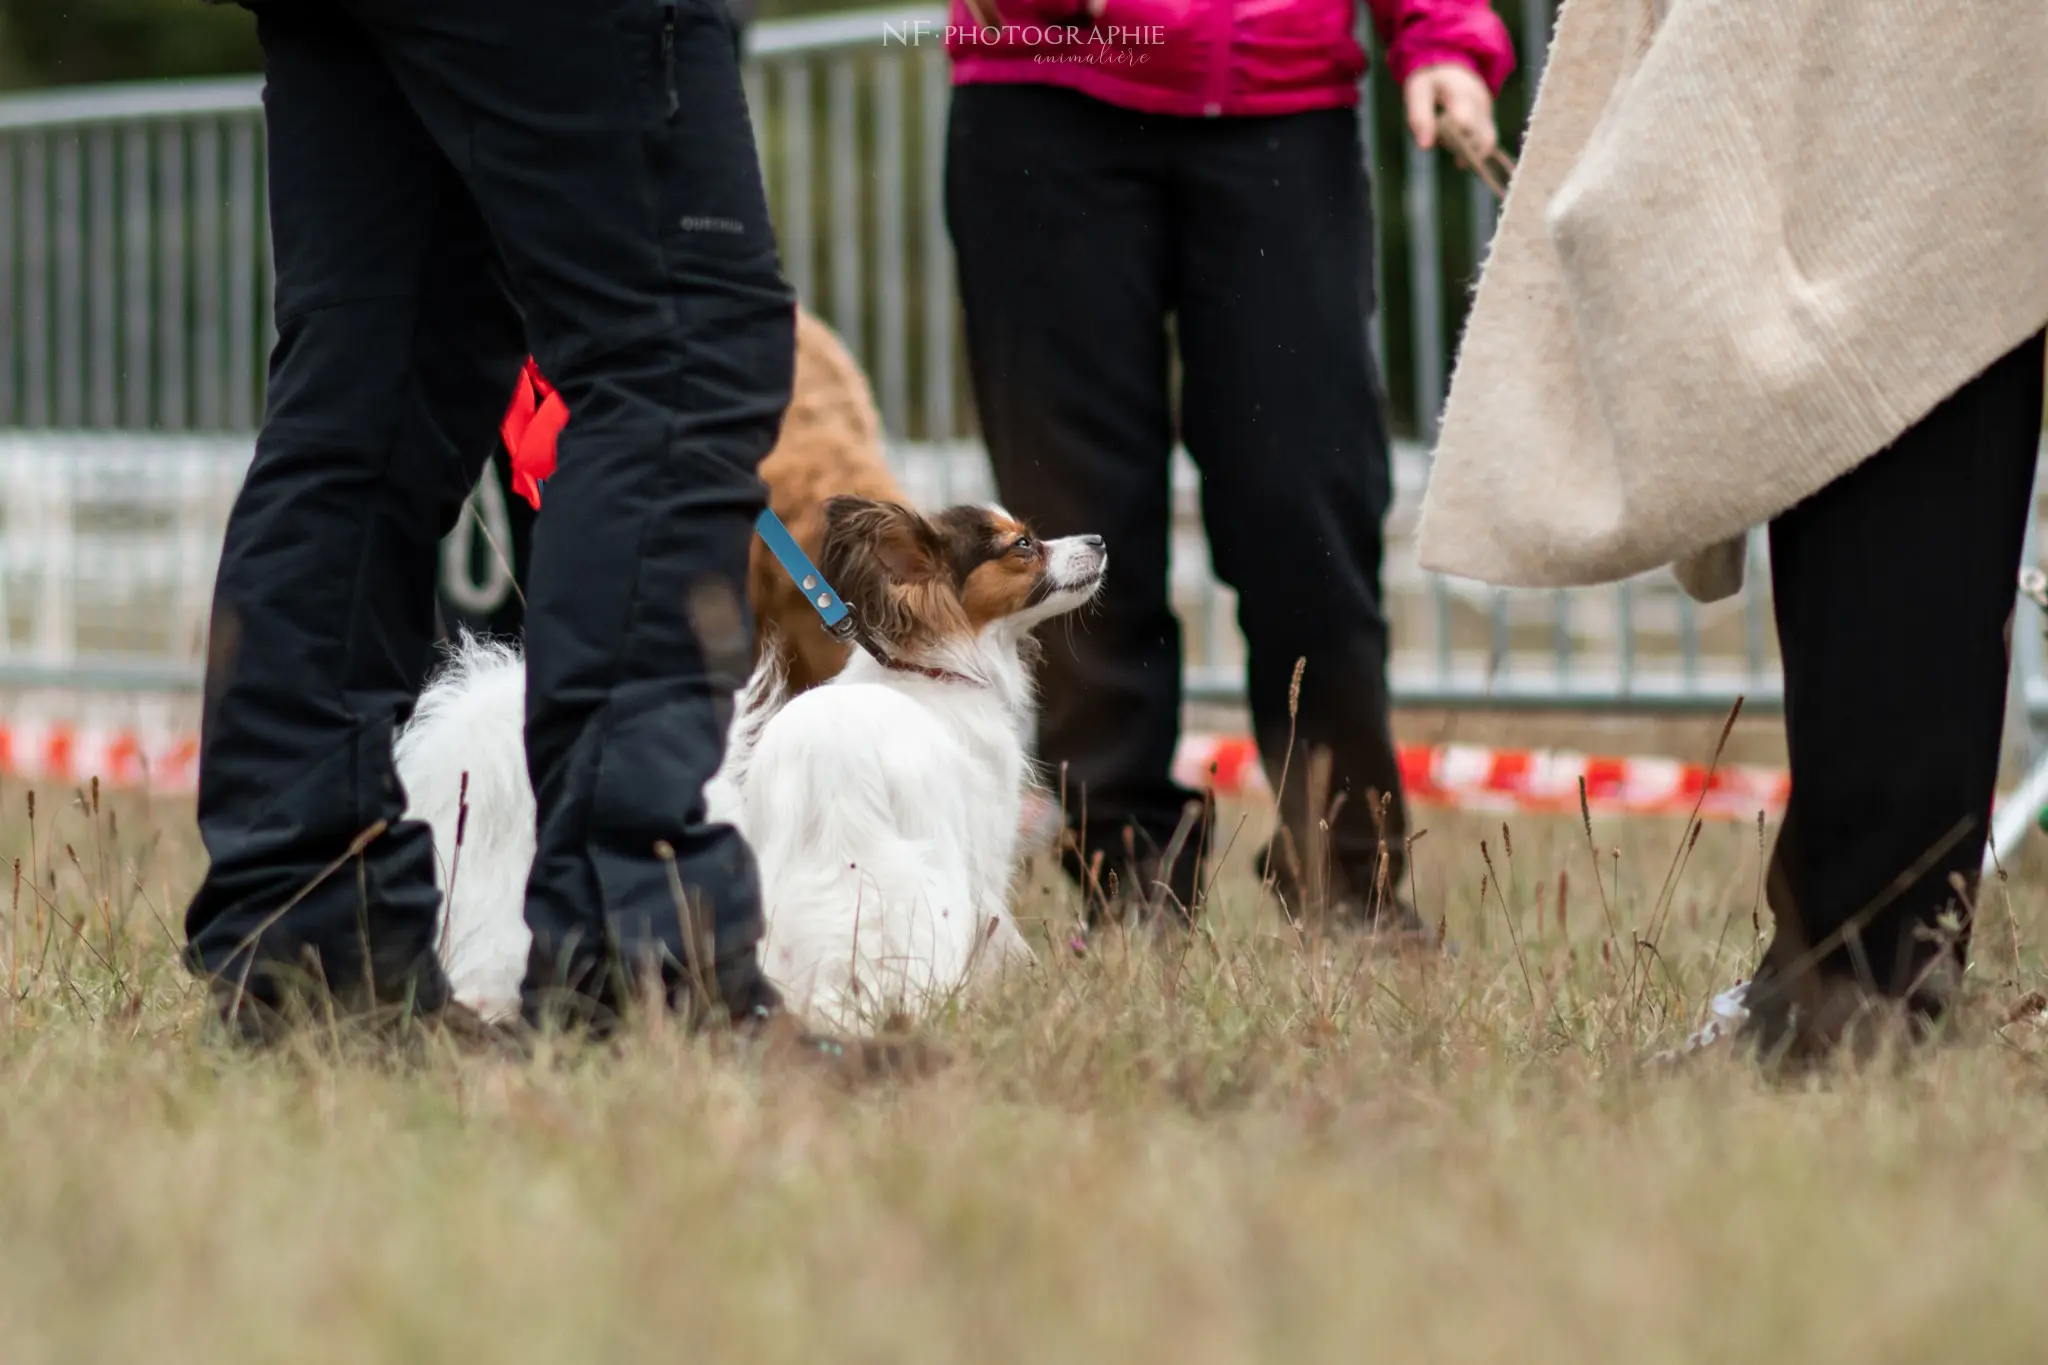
[883,18,1167,49]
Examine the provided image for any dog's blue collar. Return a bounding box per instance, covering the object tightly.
[754,506,889,665]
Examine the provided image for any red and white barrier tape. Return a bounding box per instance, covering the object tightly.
[0,720,198,796]
[0,718,1788,821]
[1173,735,1789,820]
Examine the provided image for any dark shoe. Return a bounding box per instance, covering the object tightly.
[1256,840,1433,936]
[1655,975,1918,1075]
[1329,898,1451,959]
[1062,820,1204,929]
[202,983,535,1062]
[1727,913,1965,1073]
[510,943,791,1045]
[1735,967,1941,1073]
[1256,841,1455,959]
[413,999,535,1059]
[729,1003,952,1088]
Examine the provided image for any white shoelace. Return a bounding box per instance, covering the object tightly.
[1680,980,1753,1053]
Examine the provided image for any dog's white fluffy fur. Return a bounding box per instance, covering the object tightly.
[394,513,1104,1034]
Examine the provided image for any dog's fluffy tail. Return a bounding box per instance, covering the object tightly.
[393,631,537,1020]
[396,632,533,861]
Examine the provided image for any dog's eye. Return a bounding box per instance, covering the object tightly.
[1011,536,1035,556]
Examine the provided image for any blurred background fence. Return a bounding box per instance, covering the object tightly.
[0,2,2044,775]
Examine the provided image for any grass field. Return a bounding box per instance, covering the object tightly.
[5,767,2048,1363]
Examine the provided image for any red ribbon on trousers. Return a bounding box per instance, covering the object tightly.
[500,357,565,511]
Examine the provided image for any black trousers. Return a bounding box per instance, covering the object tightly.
[431,1,751,653]
[1761,330,2047,1009]
[945,84,1410,919]
[183,0,795,1031]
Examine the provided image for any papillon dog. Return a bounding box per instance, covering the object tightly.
[394,496,1106,1034]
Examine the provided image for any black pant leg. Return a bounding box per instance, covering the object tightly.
[349,0,795,1026]
[944,85,1198,911]
[1168,107,1411,920]
[183,2,525,1026]
[1762,330,2046,1010]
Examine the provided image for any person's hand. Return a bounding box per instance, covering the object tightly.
[1403,62,1498,165]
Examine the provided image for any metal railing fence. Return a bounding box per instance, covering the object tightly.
[0,4,2043,775]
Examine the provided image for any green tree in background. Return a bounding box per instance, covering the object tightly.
[0,0,879,89]
[0,0,260,89]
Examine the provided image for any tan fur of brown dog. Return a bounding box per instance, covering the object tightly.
[748,308,908,693]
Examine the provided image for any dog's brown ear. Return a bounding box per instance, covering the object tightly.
[822,496,937,583]
[819,496,970,652]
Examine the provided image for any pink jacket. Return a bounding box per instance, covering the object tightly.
[944,0,1515,119]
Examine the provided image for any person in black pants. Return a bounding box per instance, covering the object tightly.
[184,0,926,1073]
[1741,332,2048,1062]
[945,85,1492,931]
[433,0,755,650]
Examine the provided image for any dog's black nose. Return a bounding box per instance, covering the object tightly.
[1081,535,1105,549]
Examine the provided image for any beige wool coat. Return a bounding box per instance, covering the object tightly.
[1415,0,2048,601]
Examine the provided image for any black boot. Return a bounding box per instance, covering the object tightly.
[1254,837,1432,946]
[1061,810,1206,929]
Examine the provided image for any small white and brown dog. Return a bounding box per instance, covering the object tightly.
[393,496,1106,1035]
